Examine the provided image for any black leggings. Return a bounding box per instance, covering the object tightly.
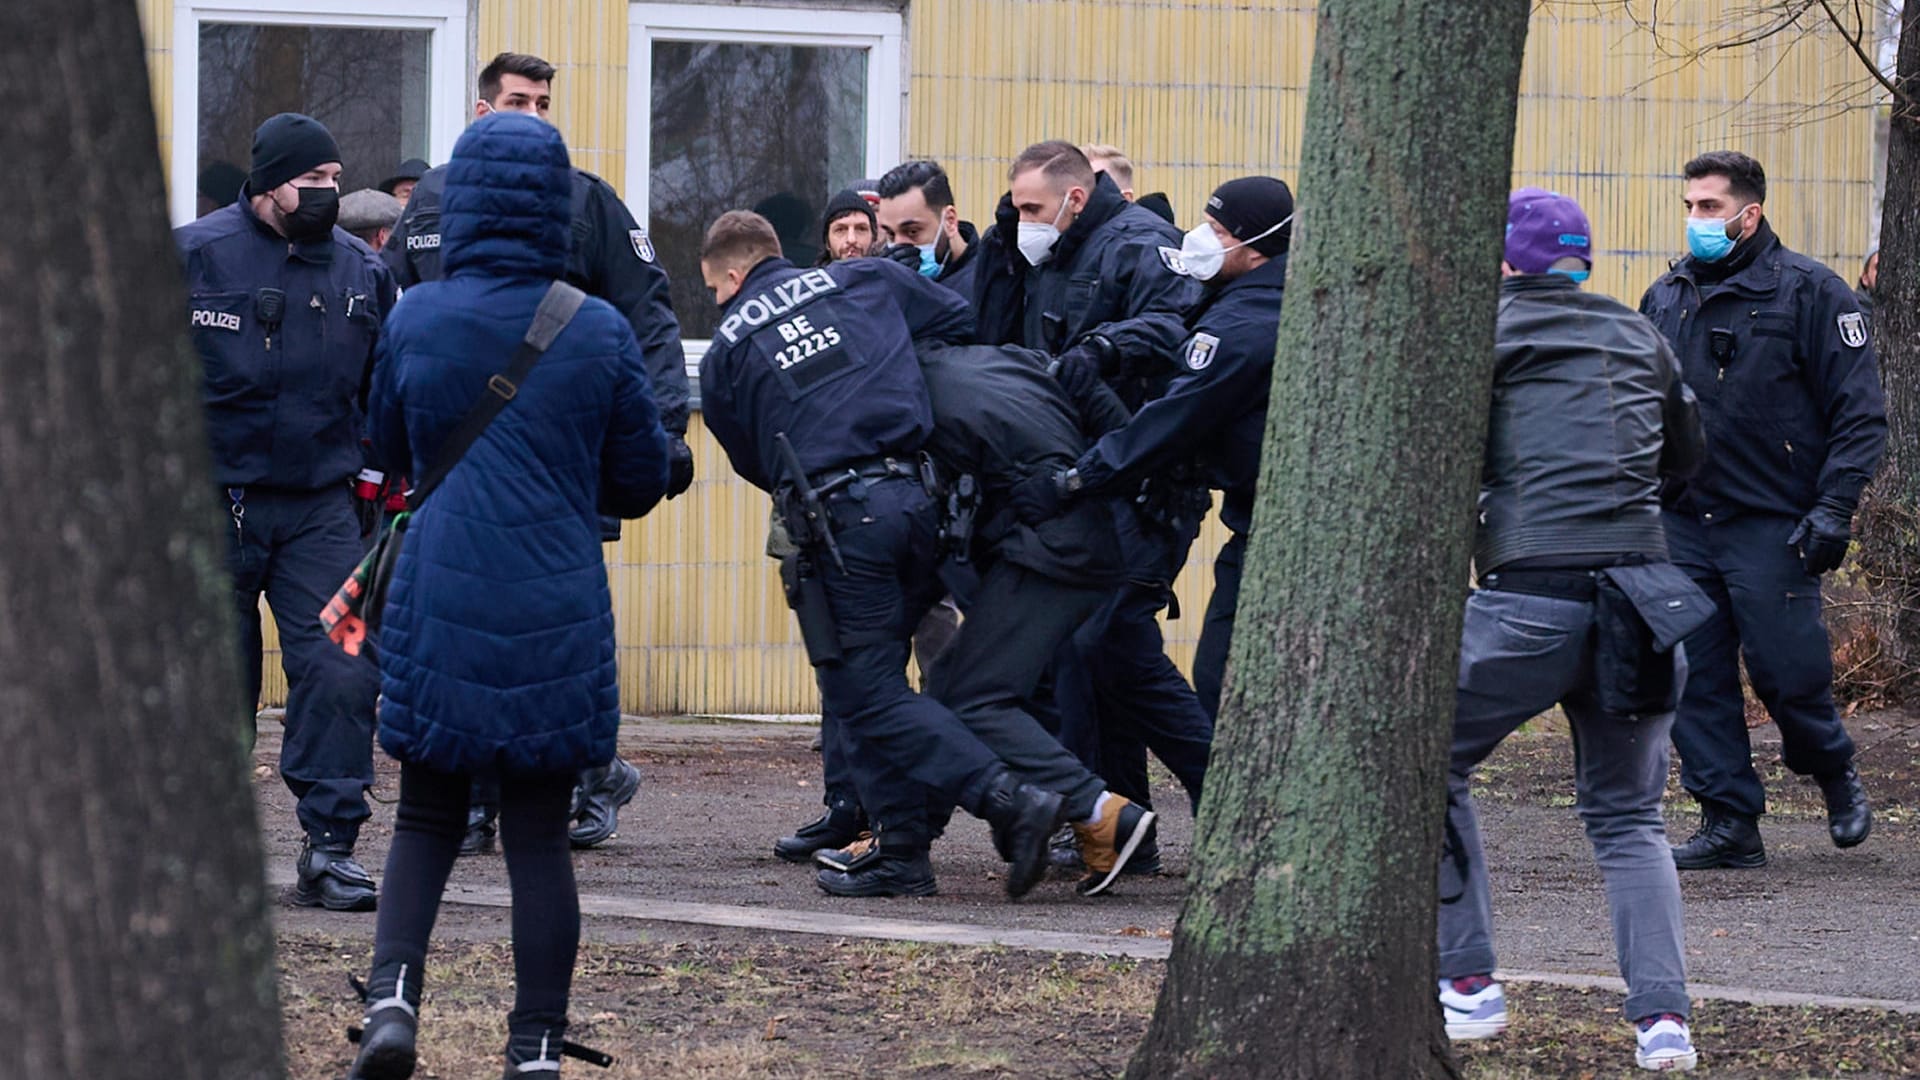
[369,763,578,1032]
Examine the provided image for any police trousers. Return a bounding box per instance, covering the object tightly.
[1438,587,1691,1021]
[226,484,377,843]
[1192,529,1246,721]
[1664,510,1855,818]
[1058,502,1213,814]
[856,560,1113,848]
[802,479,1005,816]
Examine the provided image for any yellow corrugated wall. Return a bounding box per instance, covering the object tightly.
[145,1,1875,715]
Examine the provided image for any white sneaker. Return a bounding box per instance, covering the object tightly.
[1634,1013,1698,1071]
[1438,976,1508,1040]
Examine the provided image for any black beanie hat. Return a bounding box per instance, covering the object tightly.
[1205,176,1294,256]
[248,113,342,195]
[821,187,875,243]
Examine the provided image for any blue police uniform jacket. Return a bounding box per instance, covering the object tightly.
[367,113,671,775]
[700,255,974,491]
[175,193,396,490]
[1639,222,1885,521]
[1075,254,1287,537]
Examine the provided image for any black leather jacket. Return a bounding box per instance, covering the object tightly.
[1477,275,1706,573]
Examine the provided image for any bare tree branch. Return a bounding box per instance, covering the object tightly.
[1816,0,1916,110]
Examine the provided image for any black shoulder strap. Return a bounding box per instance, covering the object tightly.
[406,280,588,511]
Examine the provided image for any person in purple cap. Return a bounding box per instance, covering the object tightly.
[1433,188,1708,1072]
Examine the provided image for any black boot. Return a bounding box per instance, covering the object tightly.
[1817,767,1872,848]
[294,836,378,911]
[775,795,866,864]
[345,967,420,1080]
[459,802,499,857]
[816,843,937,897]
[502,1024,613,1077]
[569,758,642,849]
[1671,803,1767,869]
[978,772,1065,900]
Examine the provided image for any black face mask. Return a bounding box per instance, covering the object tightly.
[280,186,339,241]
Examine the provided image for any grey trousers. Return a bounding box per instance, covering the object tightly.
[1437,587,1692,1021]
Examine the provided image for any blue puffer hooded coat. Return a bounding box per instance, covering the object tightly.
[367,112,670,775]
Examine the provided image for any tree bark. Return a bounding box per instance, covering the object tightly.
[0,2,286,1077]
[1126,3,1531,1077]
[1856,6,1920,698]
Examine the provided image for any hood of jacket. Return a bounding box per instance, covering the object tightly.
[441,112,571,280]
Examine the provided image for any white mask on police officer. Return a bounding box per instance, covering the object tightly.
[1176,215,1291,281]
[1017,197,1075,266]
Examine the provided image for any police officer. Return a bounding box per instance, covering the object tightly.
[1857,249,1879,316]
[1640,151,1886,869]
[1438,189,1709,1073]
[975,140,1210,833]
[815,341,1156,898]
[1021,176,1293,724]
[875,159,983,308]
[384,52,690,853]
[697,209,1071,900]
[176,113,395,912]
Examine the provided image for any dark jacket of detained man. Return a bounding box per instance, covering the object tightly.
[1481,274,1707,573]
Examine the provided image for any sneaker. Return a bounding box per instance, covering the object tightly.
[1072,794,1157,897]
[346,966,420,1080]
[568,757,641,849]
[814,832,877,872]
[1635,1013,1698,1071]
[1438,975,1508,1040]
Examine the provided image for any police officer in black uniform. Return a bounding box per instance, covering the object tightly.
[697,209,1069,900]
[1024,176,1293,724]
[1639,151,1886,868]
[975,140,1210,825]
[384,52,692,853]
[176,113,396,912]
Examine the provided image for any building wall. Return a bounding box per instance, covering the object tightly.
[144,0,1878,714]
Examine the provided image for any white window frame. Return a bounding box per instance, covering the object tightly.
[626,2,906,367]
[169,0,470,225]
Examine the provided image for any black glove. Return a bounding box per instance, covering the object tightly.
[1009,469,1070,525]
[882,242,923,270]
[665,436,695,499]
[1787,498,1854,576]
[1052,347,1104,402]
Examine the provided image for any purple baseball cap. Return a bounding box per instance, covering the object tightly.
[1505,187,1592,273]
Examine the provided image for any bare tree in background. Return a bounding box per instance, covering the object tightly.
[0,1,286,1076]
[1125,1,1533,1076]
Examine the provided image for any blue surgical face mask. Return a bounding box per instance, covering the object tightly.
[1686,204,1752,263]
[916,241,941,277]
[1550,268,1591,283]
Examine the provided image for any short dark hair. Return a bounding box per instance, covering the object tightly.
[702,210,782,268]
[478,52,557,105]
[1008,140,1095,190]
[875,160,955,210]
[1683,150,1766,204]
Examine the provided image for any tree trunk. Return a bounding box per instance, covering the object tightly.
[1126,3,1531,1077]
[0,3,287,1077]
[1856,7,1920,698]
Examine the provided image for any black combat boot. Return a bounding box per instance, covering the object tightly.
[1670,803,1767,870]
[1817,766,1872,848]
[774,795,866,864]
[460,802,499,857]
[294,836,378,911]
[502,1024,612,1077]
[978,772,1066,900]
[345,966,420,1080]
[816,839,937,897]
[568,758,642,849]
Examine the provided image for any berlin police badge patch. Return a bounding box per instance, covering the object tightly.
[1185,332,1221,371]
[1837,311,1868,349]
[630,228,656,263]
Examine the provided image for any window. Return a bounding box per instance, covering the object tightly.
[627,4,904,342]
[169,0,470,225]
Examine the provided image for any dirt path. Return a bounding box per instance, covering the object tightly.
[255,708,1920,1003]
